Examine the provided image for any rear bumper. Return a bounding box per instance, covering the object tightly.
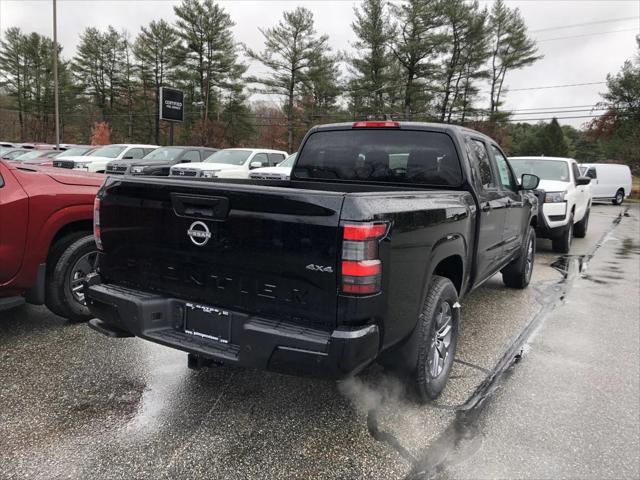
[84,275,379,379]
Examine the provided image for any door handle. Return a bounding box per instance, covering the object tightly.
[482,203,491,212]
[506,199,512,208]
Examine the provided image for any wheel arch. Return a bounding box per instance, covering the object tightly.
[49,220,93,254]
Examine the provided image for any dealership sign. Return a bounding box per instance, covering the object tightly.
[159,87,184,122]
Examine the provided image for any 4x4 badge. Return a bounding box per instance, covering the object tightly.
[187,221,212,246]
[305,264,333,273]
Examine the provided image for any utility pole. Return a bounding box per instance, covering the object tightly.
[52,0,60,148]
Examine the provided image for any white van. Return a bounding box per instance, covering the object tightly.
[579,163,632,205]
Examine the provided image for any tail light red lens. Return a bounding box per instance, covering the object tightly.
[93,197,103,250]
[341,222,388,295]
[352,121,400,128]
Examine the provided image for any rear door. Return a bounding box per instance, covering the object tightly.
[491,144,525,258]
[98,179,344,328]
[571,161,588,218]
[0,164,28,283]
[466,137,507,282]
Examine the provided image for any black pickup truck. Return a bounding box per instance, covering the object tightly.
[85,121,539,401]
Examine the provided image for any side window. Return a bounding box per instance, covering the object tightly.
[586,167,597,179]
[491,145,514,190]
[268,153,285,166]
[182,150,201,162]
[0,173,4,188]
[571,163,581,183]
[144,148,156,156]
[127,148,144,159]
[467,139,495,189]
[252,153,269,167]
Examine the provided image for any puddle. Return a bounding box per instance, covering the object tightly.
[353,207,630,480]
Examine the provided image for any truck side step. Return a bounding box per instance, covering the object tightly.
[88,318,134,338]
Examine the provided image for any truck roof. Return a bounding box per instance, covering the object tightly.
[509,156,576,162]
[310,121,498,144]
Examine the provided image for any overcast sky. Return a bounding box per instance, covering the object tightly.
[1,0,639,128]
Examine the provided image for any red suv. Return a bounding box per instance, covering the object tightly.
[0,160,103,321]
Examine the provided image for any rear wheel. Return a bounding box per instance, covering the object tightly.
[502,227,536,289]
[45,235,97,322]
[552,215,573,254]
[414,275,459,402]
[574,208,590,238]
[612,189,624,205]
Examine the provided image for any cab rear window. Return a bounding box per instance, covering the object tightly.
[293,129,462,186]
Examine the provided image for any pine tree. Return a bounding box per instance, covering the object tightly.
[539,118,569,157]
[488,0,541,116]
[389,0,444,119]
[246,7,329,152]
[134,19,181,144]
[349,0,394,117]
[437,0,490,123]
[173,0,245,131]
[73,26,126,121]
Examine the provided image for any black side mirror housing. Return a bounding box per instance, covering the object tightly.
[122,155,133,160]
[576,176,591,186]
[520,173,540,190]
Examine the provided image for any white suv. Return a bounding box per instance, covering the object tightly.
[509,156,592,253]
[53,144,158,173]
[169,148,288,178]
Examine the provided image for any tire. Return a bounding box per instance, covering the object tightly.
[552,214,573,254]
[45,235,98,322]
[414,275,460,402]
[573,208,590,238]
[45,231,91,317]
[612,189,624,205]
[502,226,536,289]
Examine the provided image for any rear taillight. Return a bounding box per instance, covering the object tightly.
[341,222,388,295]
[93,197,103,251]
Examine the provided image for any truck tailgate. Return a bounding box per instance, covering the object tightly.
[98,178,344,328]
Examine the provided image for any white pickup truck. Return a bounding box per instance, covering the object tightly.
[169,148,288,178]
[509,156,592,253]
[53,144,158,173]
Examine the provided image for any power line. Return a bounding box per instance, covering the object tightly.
[537,28,639,43]
[530,16,640,33]
[507,81,606,92]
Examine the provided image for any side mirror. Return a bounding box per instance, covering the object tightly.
[520,174,540,190]
[576,176,591,186]
[180,159,190,163]
[250,161,264,169]
[122,155,133,160]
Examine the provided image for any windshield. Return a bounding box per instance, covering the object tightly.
[278,153,297,168]
[88,145,126,158]
[509,159,570,182]
[204,149,252,165]
[294,130,462,186]
[143,147,184,161]
[14,150,50,161]
[61,147,91,157]
[4,150,27,160]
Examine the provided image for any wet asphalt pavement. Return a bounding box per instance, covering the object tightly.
[1,204,638,479]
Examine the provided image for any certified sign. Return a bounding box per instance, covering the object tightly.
[159,87,184,122]
[187,221,211,246]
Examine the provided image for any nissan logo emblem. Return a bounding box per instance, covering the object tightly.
[187,221,211,246]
